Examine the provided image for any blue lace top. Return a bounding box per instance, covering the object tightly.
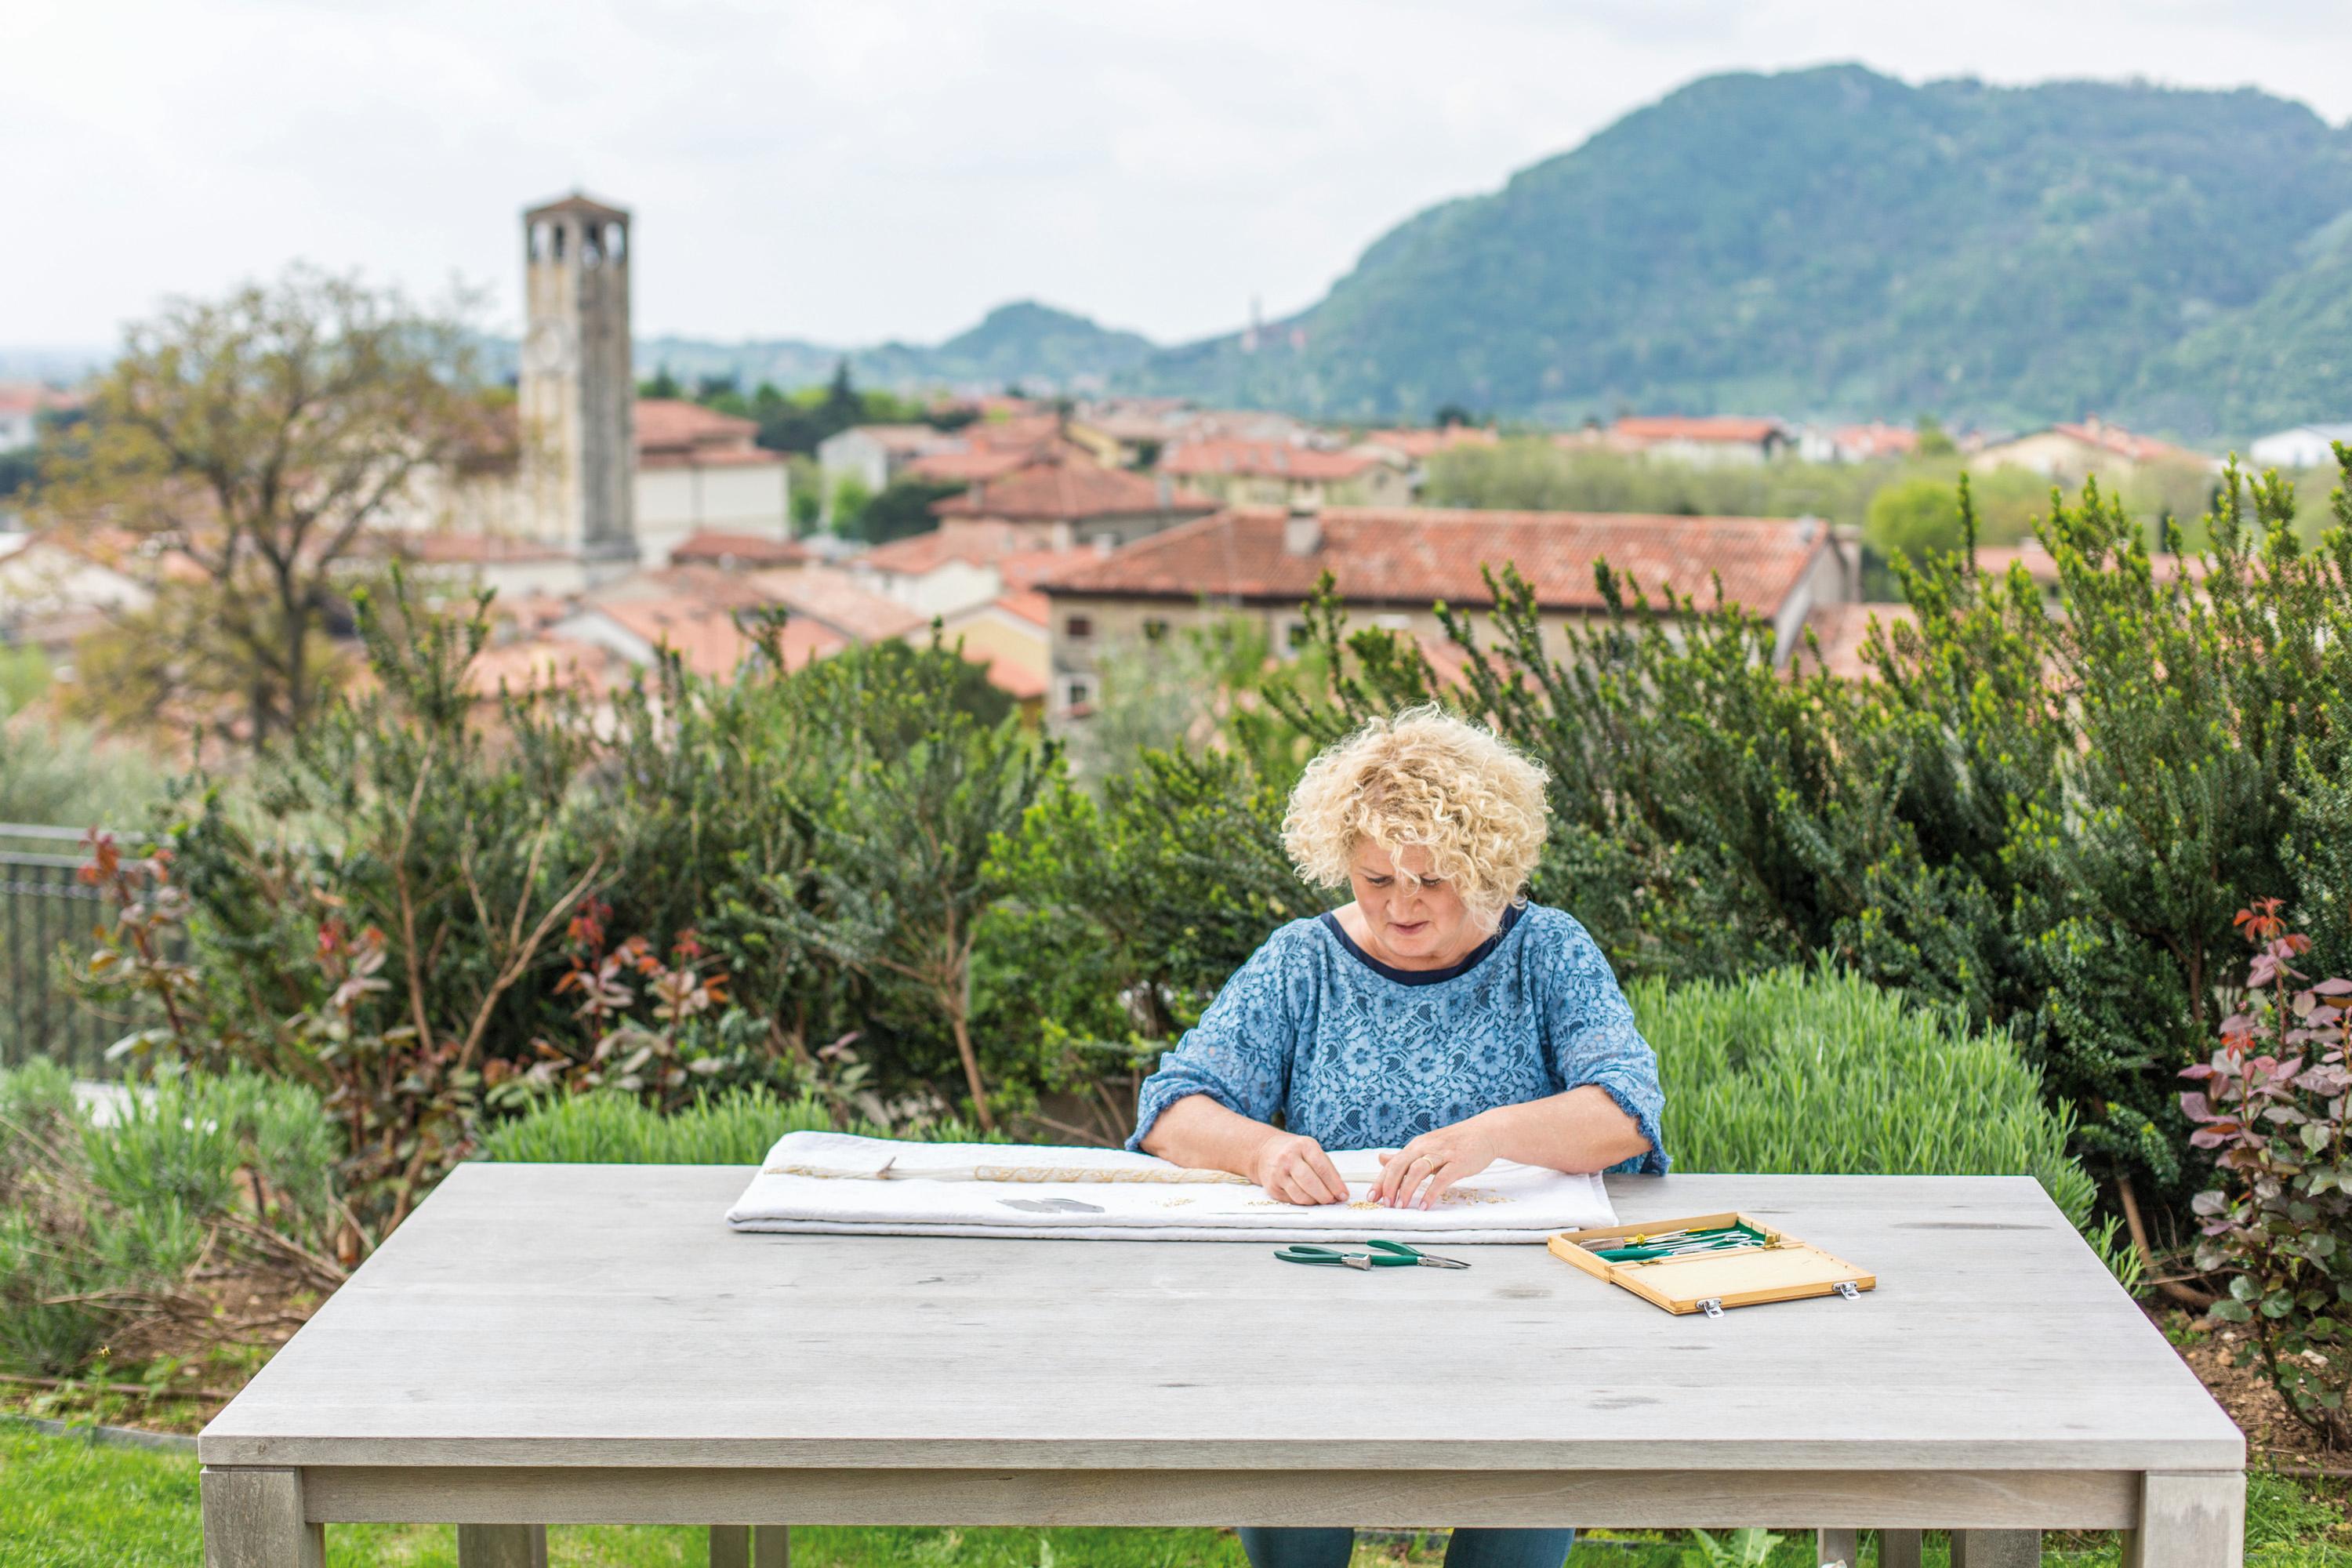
[1127,902,1668,1174]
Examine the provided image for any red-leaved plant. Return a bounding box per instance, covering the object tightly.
[2180,898,2352,1446]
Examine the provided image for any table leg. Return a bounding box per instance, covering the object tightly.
[2120,1471,2245,1568]
[1949,1531,2038,1567]
[457,1523,548,1567]
[1815,1526,1857,1565]
[201,1467,323,1568]
[1877,1529,1924,1568]
[713,1524,791,1568]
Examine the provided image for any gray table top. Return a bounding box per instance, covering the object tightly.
[198,1163,2242,1473]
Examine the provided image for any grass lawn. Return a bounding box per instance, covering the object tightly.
[6,1425,2352,1566]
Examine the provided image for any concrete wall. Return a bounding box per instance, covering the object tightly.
[636,462,789,562]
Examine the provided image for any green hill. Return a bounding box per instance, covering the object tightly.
[1129,65,2352,440]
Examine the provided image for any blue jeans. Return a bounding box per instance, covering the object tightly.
[1237,1527,1575,1568]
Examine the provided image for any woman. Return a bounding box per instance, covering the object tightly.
[1130,706,1665,1568]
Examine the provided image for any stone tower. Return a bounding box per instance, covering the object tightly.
[520,192,637,573]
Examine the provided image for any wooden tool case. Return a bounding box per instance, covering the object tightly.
[1548,1210,1875,1317]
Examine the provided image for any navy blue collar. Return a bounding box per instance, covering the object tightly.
[1319,901,1524,985]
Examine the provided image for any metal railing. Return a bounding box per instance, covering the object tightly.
[1,823,118,1077]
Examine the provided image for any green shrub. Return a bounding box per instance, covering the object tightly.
[1636,963,2135,1287]
[0,1062,343,1377]
[477,1086,993,1164]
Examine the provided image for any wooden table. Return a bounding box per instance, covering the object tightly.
[199,1167,2245,1568]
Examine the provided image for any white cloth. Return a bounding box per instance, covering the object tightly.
[724,1131,1616,1243]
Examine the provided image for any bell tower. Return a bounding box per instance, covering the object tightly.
[520,191,637,573]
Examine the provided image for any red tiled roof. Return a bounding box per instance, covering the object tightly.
[593,596,844,679]
[668,529,808,568]
[933,455,1218,523]
[1799,603,1916,681]
[1038,505,1832,615]
[902,445,1040,484]
[858,521,1036,577]
[1159,439,1382,481]
[966,649,1047,702]
[372,530,573,565]
[833,423,955,458]
[998,546,1098,591]
[1831,423,1919,459]
[746,564,929,643]
[2050,420,2200,466]
[462,636,622,697]
[588,564,777,612]
[635,399,756,448]
[1357,427,1501,460]
[992,588,1051,627]
[0,384,78,418]
[1613,416,1784,445]
[1970,541,2207,585]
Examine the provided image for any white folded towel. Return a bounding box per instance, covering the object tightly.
[724,1131,1616,1243]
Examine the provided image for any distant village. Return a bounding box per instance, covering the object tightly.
[4,191,2347,720]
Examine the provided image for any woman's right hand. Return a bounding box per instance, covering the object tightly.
[1249,1130,1350,1207]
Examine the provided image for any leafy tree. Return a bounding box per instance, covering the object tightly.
[41,265,481,746]
[738,644,1053,1131]
[828,474,873,536]
[1865,474,1968,563]
[1915,416,1958,458]
[638,365,682,400]
[848,477,963,545]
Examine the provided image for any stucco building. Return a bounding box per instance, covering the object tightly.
[1037,503,1850,718]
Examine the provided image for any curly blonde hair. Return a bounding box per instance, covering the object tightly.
[1281,706,1551,924]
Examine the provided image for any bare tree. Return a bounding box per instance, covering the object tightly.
[42,265,485,746]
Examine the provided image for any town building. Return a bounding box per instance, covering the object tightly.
[2248,423,2352,472]
[929,452,1219,552]
[1598,416,1791,466]
[817,424,965,497]
[0,385,77,453]
[1156,438,1414,509]
[1037,503,1850,718]
[631,399,791,564]
[1795,423,1922,464]
[1969,417,2212,485]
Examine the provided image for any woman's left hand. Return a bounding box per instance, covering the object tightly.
[1372,1115,1503,1209]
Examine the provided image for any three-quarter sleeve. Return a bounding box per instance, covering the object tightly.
[1541,913,1669,1175]
[1125,927,1307,1152]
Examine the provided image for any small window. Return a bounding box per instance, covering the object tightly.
[1065,615,1093,640]
[1142,617,1170,643]
[528,222,552,263]
[605,223,626,262]
[1063,676,1098,713]
[1285,619,1312,650]
[550,223,566,262]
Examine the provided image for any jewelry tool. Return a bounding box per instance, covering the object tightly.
[1274,1239,1472,1271]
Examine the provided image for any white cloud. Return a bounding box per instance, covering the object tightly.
[2,0,2347,352]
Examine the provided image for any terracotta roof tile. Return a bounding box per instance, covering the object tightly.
[932,455,1218,523]
[1613,416,1785,445]
[992,588,1051,627]
[2050,420,2201,465]
[593,596,843,679]
[857,520,1037,577]
[998,546,1100,591]
[746,564,929,642]
[1356,427,1500,460]
[1799,603,1915,681]
[1159,438,1383,481]
[634,398,758,450]
[668,530,808,568]
[1038,505,1832,616]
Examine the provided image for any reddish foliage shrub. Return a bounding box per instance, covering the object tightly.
[2181,898,2352,1445]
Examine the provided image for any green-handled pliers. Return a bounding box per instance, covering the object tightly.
[1275,1239,1471,1271]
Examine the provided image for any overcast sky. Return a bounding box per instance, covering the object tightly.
[5,0,2350,353]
